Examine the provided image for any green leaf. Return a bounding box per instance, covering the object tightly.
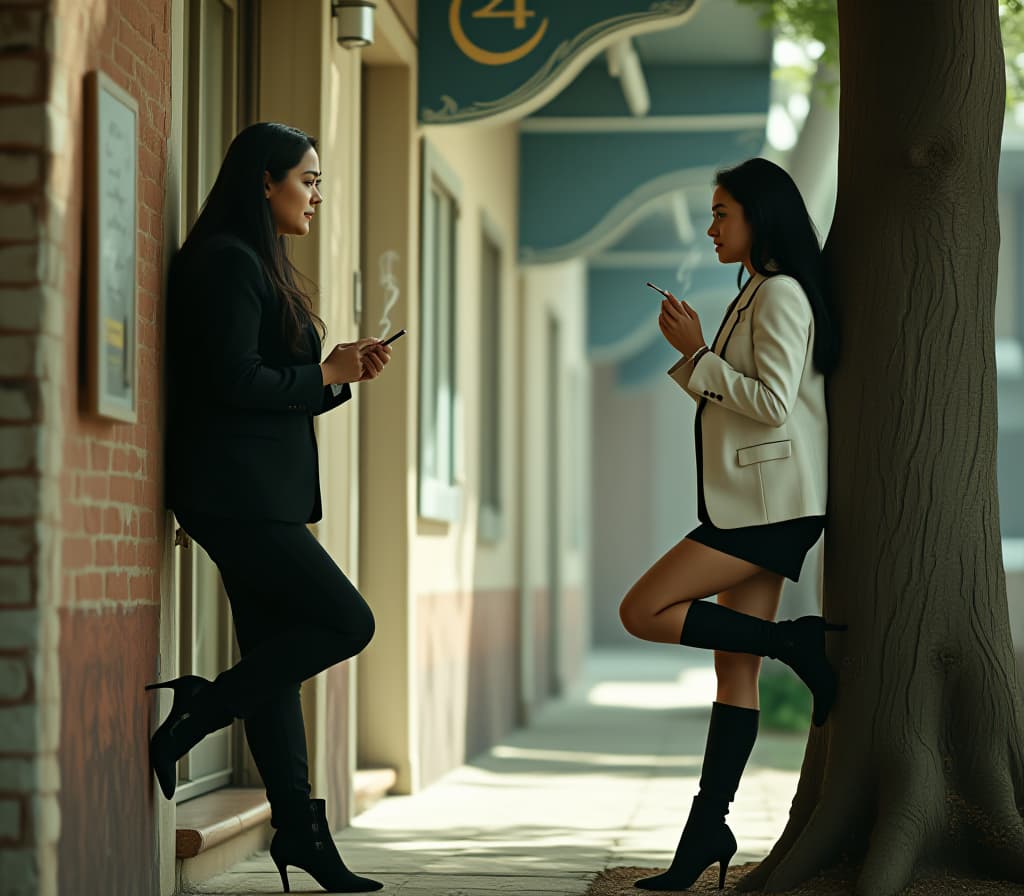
[737,0,1024,107]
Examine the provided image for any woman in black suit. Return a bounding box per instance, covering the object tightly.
[153,122,389,894]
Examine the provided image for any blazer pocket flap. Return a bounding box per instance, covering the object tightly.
[737,440,792,467]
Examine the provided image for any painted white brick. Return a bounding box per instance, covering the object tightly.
[0,203,35,241]
[0,245,39,283]
[0,287,43,329]
[0,337,32,376]
[37,755,58,792]
[0,525,32,560]
[0,567,31,604]
[0,760,33,791]
[0,427,36,471]
[0,798,20,839]
[0,658,28,700]
[34,332,59,382]
[0,152,39,188]
[0,385,33,420]
[0,476,37,518]
[0,10,44,52]
[0,59,41,100]
[0,610,36,648]
[29,793,58,844]
[0,757,60,795]
[0,104,46,149]
[0,705,37,751]
[0,850,39,896]
[39,695,58,752]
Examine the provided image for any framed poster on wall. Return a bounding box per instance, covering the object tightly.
[84,69,138,422]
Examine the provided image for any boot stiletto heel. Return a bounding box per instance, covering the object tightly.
[718,857,730,889]
[272,856,290,893]
[145,674,230,799]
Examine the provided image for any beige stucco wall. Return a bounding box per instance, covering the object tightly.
[410,123,521,592]
[519,260,591,710]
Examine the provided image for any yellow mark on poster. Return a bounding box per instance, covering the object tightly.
[450,0,548,66]
[106,318,124,349]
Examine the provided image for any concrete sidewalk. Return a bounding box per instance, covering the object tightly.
[192,648,806,895]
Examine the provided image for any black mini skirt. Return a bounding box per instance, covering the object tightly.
[686,514,825,582]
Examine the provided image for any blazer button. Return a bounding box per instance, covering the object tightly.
[716,393,723,401]
[703,390,710,396]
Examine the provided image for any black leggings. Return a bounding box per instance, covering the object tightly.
[174,508,375,825]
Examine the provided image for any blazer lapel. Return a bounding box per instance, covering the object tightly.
[713,275,769,358]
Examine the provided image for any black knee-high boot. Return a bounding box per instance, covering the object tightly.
[678,600,846,726]
[635,702,759,891]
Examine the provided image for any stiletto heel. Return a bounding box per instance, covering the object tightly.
[273,857,290,893]
[718,857,730,889]
[145,674,229,800]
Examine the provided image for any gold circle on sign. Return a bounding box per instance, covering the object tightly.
[449,0,548,66]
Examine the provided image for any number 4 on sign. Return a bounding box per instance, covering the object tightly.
[472,0,535,30]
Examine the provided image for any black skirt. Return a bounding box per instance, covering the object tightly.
[693,400,824,582]
[686,515,824,582]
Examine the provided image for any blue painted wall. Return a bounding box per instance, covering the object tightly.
[519,62,770,260]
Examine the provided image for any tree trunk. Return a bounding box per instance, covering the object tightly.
[739,2,1024,894]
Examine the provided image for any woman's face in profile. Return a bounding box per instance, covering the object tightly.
[707,185,751,267]
[265,146,323,237]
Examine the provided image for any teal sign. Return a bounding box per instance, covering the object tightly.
[418,0,697,124]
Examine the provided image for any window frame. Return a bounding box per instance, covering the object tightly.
[477,210,504,543]
[418,140,463,523]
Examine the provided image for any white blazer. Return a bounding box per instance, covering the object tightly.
[668,272,828,529]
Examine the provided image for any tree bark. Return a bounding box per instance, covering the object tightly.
[739,2,1024,894]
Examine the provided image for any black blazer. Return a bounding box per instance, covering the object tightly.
[164,234,351,524]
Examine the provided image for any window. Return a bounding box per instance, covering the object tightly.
[419,141,462,521]
[174,545,234,801]
[173,0,257,803]
[478,215,503,541]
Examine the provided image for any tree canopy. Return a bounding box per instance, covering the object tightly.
[738,0,1024,105]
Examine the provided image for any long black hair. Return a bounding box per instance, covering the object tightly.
[715,158,839,374]
[173,122,325,354]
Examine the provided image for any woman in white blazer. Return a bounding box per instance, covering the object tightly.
[619,159,845,892]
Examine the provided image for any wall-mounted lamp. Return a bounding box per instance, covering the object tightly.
[332,0,376,49]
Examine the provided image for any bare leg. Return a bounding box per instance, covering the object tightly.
[714,570,786,709]
[619,537,762,644]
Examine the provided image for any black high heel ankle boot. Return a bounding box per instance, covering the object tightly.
[145,674,232,799]
[270,798,382,893]
[635,702,758,891]
[679,601,847,726]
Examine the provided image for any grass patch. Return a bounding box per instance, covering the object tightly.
[758,669,812,732]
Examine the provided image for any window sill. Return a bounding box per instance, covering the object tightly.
[176,788,271,859]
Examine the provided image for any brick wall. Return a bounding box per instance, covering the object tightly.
[0,3,62,894]
[0,0,172,893]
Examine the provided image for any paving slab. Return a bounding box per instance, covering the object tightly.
[198,647,803,895]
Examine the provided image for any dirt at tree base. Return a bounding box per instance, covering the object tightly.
[584,863,1024,895]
